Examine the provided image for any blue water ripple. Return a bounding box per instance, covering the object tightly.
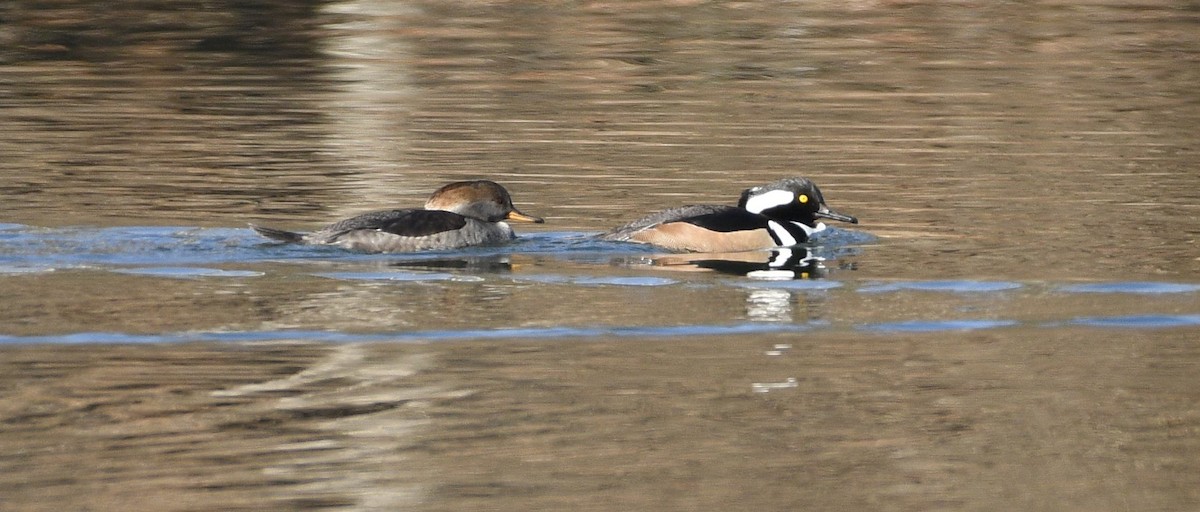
[0,323,812,345]
[313,271,460,282]
[1070,314,1200,328]
[5,311,1200,345]
[858,281,1023,294]
[808,226,877,246]
[1058,282,1200,294]
[859,319,1019,333]
[516,274,678,287]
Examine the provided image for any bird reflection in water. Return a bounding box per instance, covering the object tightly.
[386,255,515,273]
[638,247,836,280]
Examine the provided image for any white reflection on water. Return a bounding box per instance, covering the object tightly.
[746,288,793,322]
[751,377,799,393]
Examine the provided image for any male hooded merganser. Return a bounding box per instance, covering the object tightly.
[601,176,857,253]
[250,180,543,253]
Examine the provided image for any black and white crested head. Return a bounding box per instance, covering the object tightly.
[739,177,823,215]
[736,176,858,245]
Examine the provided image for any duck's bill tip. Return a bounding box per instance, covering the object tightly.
[507,210,545,223]
[815,210,858,224]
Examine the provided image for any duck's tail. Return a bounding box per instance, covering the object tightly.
[249,223,305,243]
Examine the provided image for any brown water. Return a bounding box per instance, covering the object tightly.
[2,1,1199,510]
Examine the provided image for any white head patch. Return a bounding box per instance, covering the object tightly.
[743,189,795,214]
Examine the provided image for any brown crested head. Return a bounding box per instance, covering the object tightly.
[424,180,544,223]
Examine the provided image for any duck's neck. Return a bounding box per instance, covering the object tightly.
[764,220,824,246]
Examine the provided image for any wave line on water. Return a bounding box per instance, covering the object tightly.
[4,312,1200,345]
[0,323,815,345]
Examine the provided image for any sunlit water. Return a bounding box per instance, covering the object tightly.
[2,1,1199,511]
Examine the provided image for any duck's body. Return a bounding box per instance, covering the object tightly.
[250,180,543,253]
[602,177,856,253]
[604,204,777,253]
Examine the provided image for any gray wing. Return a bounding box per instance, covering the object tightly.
[310,209,467,241]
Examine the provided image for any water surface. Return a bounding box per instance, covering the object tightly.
[1,1,1198,511]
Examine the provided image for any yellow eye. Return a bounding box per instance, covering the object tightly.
[798,194,809,204]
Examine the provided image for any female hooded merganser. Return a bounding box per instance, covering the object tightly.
[602,176,857,253]
[250,180,543,253]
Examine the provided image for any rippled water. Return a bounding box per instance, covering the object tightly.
[2,1,1199,511]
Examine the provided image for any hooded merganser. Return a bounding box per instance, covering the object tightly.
[250,180,543,253]
[601,176,857,253]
